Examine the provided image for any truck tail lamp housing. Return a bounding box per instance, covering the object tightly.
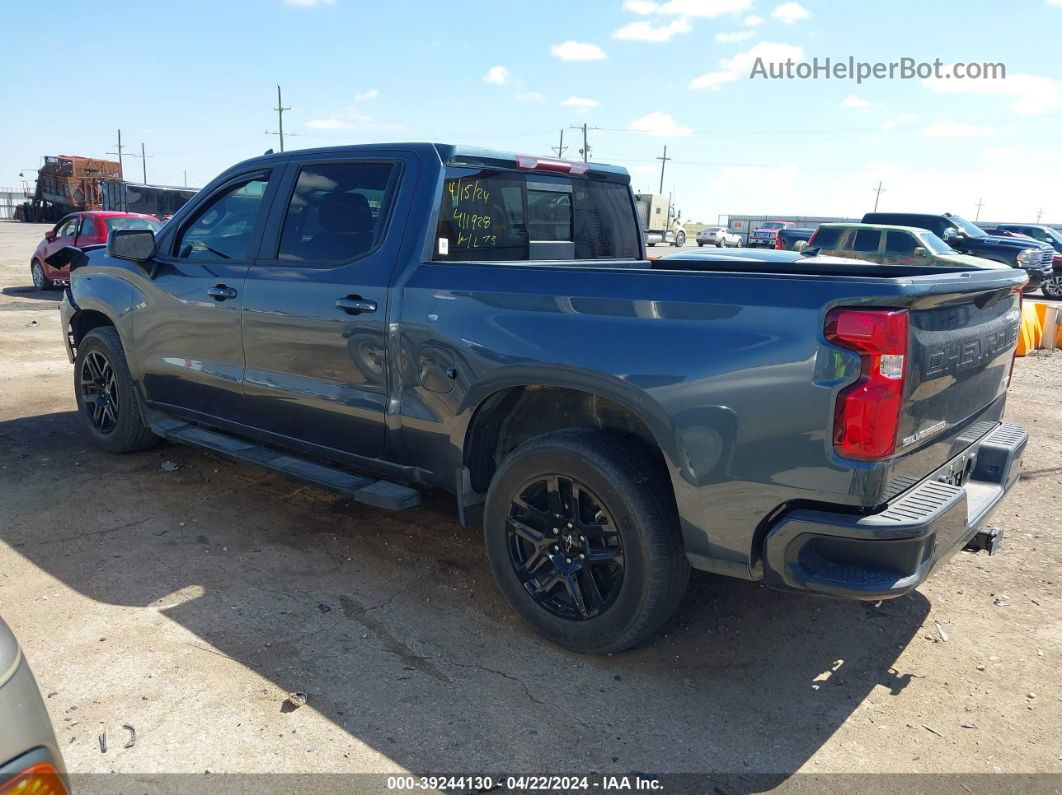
[514,155,590,176]
[825,308,910,461]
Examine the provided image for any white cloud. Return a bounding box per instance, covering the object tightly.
[628,111,693,136]
[624,0,660,12]
[658,0,750,16]
[923,120,997,139]
[690,41,804,90]
[841,94,871,108]
[1048,0,1062,5]
[715,30,756,43]
[562,96,601,112]
[305,106,403,131]
[771,2,811,23]
[744,14,764,25]
[482,65,510,86]
[550,40,607,61]
[283,0,335,6]
[353,88,379,101]
[923,70,1062,116]
[880,112,917,130]
[614,18,692,41]
[514,91,546,102]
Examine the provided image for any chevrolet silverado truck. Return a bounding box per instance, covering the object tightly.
[863,212,1053,293]
[52,144,1028,654]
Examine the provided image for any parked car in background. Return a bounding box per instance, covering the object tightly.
[862,212,1053,293]
[747,220,796,248]
[55,143,1028,654]
[775,226,816,251]
[0,617,68,794]
[989,223,1062,298]
[808,223,1013,271]
[695,226,741,247]
[31,210,160,289]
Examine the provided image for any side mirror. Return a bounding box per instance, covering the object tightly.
[108,228,156,262]
[942,228,961,242]
[913,246,927,257]
[44,230,57,242]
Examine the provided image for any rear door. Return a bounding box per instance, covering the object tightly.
[135,170,280,422]
[239,151,416,460]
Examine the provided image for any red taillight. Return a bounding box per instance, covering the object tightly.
[825,308,910,461]
[775,234,783,250]
[0,763,68,795]
[807,228,819,247]
[515,154,590,176]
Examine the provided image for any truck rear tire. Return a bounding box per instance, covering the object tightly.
[74,327,160,454]
[483,429,689,654]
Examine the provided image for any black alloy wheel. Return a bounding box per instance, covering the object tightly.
[506,474,625,621]
[79,350,119,434]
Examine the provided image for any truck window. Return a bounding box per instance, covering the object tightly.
[811,227,844,249]
[175,176,270,261]
[434,168,639,262]
[852,229,882,253]
[884,231,917,256]
[277,161,397,263]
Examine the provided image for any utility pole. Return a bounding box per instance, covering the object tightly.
[127,143,153,184]
[656,145,671,194]
[974,197,985,221]
[569,124,595,162]
[551,129,567,159]
[106,129,126,180]
[872,181,886,212]
[275,84,290,153]
[1035,208,1043,223]
[183,170,187,188]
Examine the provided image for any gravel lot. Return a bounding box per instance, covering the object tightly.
[0,220,1059,784]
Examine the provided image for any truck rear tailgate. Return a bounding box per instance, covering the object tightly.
[891,277,1023,488]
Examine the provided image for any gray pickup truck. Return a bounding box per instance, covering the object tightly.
[53,144,1028,653]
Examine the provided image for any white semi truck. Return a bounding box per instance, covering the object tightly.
[635,193,686,247]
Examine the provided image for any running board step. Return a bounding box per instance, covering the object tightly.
[155,420,420,510]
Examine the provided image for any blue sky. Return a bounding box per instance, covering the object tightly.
[4,0,1061,224]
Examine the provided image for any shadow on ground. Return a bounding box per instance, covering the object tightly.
[0,410,929,781]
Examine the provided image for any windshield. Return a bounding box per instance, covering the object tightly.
[105,217,162,234]
[920,231,954,255]
[948,215,987,238]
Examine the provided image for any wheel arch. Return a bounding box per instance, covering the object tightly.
[461,379,677,498]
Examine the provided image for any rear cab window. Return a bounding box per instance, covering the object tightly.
[433,167,640,262]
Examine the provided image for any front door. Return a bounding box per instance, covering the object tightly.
[240,153,414,460]
[134,170,279,424]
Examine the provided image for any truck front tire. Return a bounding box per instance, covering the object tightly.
[483,429,689,654]
[74,327,159,454]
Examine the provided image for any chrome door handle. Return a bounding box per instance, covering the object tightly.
[336,297,377,314]
[207,285,238,300]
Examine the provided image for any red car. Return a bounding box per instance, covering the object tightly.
[30,211,160,289]
[748,220,796,248]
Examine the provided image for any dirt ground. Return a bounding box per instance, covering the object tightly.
[0,220,1059,784]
